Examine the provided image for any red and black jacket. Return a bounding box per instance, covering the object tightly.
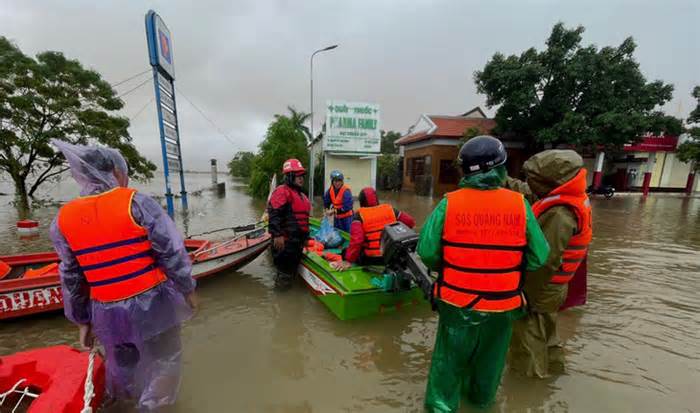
[267,184,311,238]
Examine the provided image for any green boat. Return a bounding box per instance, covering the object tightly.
[299,218,426,320]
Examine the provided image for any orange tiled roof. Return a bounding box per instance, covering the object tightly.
[396,116,496,145]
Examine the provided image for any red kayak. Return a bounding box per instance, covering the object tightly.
[0,345,105,412]
[0,229,270,320]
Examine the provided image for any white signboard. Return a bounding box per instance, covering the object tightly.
[324,100,380,153]
[160,93,175,111]
[162,109,177,127]
[158,72,173,96]
[164,124,178,142]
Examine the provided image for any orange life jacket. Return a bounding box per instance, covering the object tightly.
[532,169,592,284]
[329,185,352,219]
[437,188,527,312]
[358,204,397,258]
[0,260,10,279]
[57,187,167,302]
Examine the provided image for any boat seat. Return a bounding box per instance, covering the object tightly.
[23,263,59,279]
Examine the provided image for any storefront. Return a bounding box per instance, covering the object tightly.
[589,134,699,193]
[396,107,526,197]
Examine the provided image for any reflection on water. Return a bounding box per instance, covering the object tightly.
[1,175,699,412]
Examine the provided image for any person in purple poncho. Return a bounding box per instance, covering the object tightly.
[48,140,197,411]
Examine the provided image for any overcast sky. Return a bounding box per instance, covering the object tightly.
[1,0,698,171]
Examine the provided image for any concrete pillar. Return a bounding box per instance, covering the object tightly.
[642,152,656,197]
[593,151,605,188]
[210,159,218,184]
[686,162,697,195]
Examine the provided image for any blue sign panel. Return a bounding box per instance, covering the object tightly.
[145,10,187,217]
[146,11,175,79]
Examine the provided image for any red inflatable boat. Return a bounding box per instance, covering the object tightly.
[0,345,104,412]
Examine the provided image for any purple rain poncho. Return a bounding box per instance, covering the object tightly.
[48,140,195,410]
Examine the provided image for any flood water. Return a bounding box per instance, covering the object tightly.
[1,174,699,412]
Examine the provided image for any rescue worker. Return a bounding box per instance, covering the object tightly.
[506,149,592,378]
[267,158,311,289]
[323,170,354,233]
[331,187,415,271]
[417,136,550,411]
[48,140,197,411]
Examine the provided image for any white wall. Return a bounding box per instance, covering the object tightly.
[323,154,375,193]
[659,153,692,188]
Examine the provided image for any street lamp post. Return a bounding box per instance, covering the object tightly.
[309,44,338,203]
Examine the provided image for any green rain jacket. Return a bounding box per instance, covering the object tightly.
[417,166,550,322]
[505,150,583,312]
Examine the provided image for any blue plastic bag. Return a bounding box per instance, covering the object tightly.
[315,217,344,248]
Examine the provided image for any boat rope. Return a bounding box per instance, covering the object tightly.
[80,348,98,413]
[0,379,27,402]
[187,221,262,239]
[0,378,40,412]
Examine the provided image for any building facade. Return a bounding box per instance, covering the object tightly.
[396,107,527,197]
[584,135,699,193]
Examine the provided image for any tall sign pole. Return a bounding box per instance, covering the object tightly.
[145,10,188,218]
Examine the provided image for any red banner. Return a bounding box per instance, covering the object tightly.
[624,135,678,152]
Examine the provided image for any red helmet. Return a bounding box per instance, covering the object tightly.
[282,158,306,175]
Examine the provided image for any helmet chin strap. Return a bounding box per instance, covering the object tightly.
[285,172,305,189]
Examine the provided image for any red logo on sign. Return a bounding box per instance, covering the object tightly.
[159,30,172,64]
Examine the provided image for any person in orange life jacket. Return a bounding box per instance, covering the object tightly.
[330,187,415,271]
[323,170,354,232]
[505,149,592,378]
[417,136,550,411]
[267,158,311,289]
[48,140,197,410]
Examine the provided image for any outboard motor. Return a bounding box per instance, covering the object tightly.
[381,222,435,300]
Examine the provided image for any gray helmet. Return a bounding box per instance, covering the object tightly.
[458,135,507,175]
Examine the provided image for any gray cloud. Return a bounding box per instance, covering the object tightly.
[1,0,698,171]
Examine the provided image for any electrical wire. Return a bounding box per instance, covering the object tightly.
[110,69,151,88]
[117,77,152,99]
[175,88,237,147]
[129,96,155,121]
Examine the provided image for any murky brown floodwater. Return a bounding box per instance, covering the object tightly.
[1,174,699,412]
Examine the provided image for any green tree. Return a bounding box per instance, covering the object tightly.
[227,151,254,178]
[0,37,156,211]
[287,106,312,142]
[677,86,700,172]
[474,23,681,151]
[377,154,401,190]
[248,108,310,198]
[380,130,401,154]
[375,130,402,189]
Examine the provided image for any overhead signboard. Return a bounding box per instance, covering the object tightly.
[324,100,380,153]
[148,14,175,79]
[146,10,187,217]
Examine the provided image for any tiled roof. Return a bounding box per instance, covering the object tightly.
[396,116,496,145]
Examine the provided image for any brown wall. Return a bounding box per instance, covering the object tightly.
[403,143,531,197]
[403,145,460,197]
